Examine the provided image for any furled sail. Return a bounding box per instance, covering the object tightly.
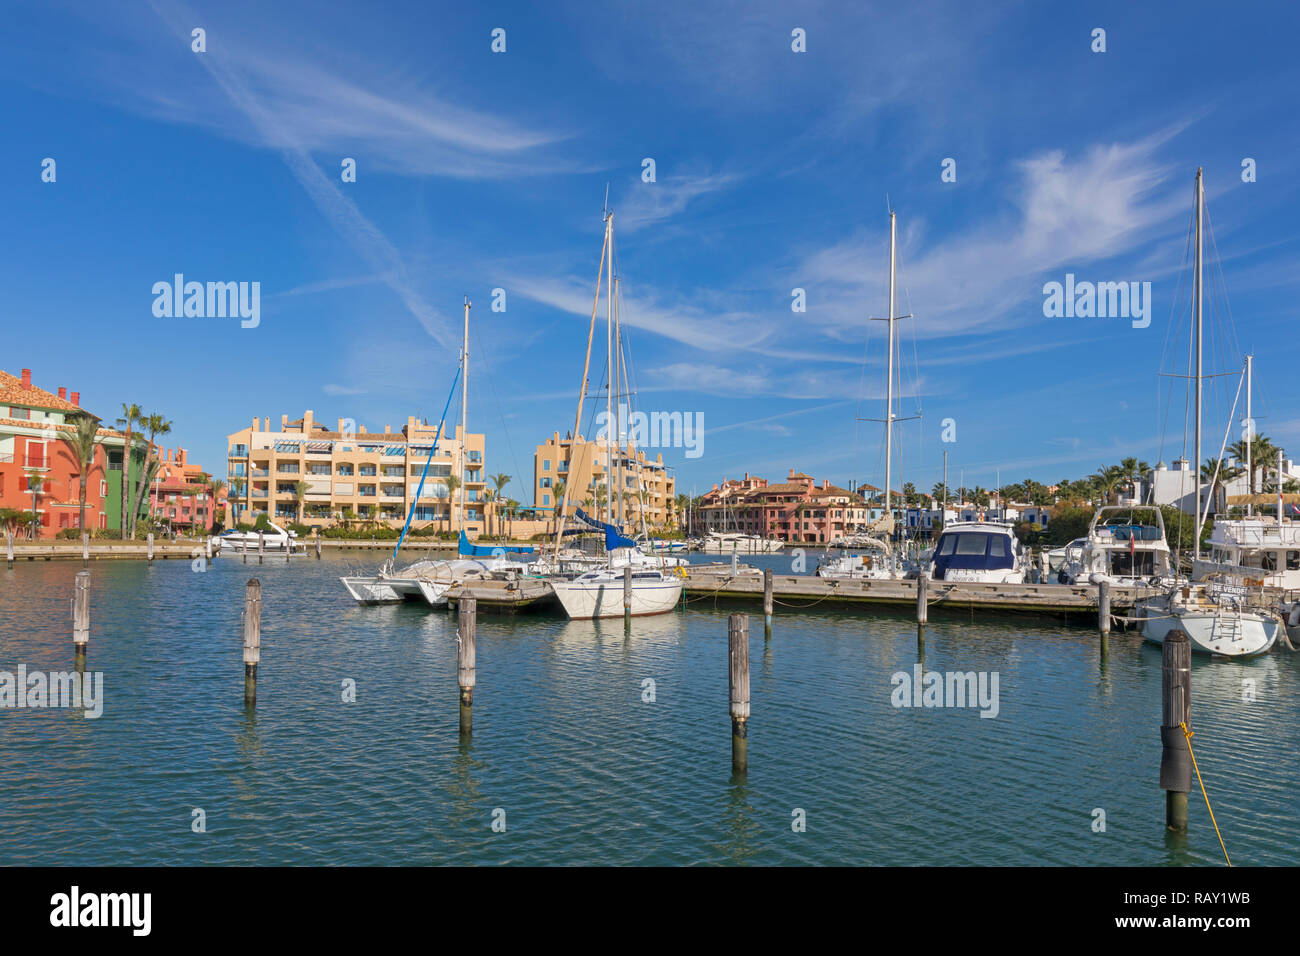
[458,530,535,557]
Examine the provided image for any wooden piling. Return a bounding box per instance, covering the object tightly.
[1098,579,1112,654]
[81,532,89,564]
[257,531,265,565]
[147,532,154,563]
[315,532,322,560]
[457,595,477,736]
[7,531,14,568]
[242,578,261,707]
[73,569,90,663]
[916,572,929,644]
[763,567,773,635]
[1160,628,1192,833]
[728,613,750,773]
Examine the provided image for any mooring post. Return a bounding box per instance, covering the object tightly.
[1098,579,1112,654]
[205,534,212,560]
[916,572,929,645]
[258,530,265,565]
[458,595,477,736]
[763,567,773,637]
[731,549,738,576]
[623,565,632,632]
[147,532,154,563]
[81,532,89,564]
[72,569,90,665]
[243,578,261,707]
[6,531,13,568]
[315,531,321,560]
[1160,628,1192,833]
[728,613,750,773]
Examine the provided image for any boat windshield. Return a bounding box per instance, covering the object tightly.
[1108,550,1159,577]
[933,532,1014,572]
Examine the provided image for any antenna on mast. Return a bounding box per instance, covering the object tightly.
[603,182,610,220]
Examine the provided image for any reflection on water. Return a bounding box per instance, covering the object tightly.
[0,553,1297,865]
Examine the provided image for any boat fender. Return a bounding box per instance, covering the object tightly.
[1288,604,1300,628]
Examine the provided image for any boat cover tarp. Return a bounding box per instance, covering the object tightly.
[1108,525,1163,542]
[931,530,1015,578]
[459,530,534,557]
[574,507,638,551]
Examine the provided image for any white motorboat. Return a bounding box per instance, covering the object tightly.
[817,534,906,580]
[928,521,1026,584]
[1137,582,1280,658]
[1060,505,1175,587]
[341,554,521,607]
[218,519,298,553]
[550,565,683,619]
[694,531,784,553]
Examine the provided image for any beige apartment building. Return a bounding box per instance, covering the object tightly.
[534,432,676,531]
[226,410,488,534]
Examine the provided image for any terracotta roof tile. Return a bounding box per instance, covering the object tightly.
[0,369,83,414]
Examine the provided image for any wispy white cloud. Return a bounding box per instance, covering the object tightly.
[617,171,740,232]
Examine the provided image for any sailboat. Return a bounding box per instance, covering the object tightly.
[340,297,534,606]
[545,208,683,619]
[819,208,909,581]
[1136,169,1280,658]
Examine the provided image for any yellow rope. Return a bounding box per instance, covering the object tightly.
[1180,721,1232,866]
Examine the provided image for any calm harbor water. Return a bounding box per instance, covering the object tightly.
[1,551,1297,866]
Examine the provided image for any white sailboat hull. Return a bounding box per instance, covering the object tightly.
[551,577,683,619]
[1138,601,1279,658]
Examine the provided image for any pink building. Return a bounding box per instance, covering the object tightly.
[148,447,227,532]
[696,469,869,544]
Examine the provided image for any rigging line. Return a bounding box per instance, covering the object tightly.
[470,322,528,519]
[390,363,461,565]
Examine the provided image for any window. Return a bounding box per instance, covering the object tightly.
[542,494,550,506]
[543,460,550,471]
[1289,551,1300,571]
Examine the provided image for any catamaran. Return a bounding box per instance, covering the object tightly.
[541,207,682,619]
[1135,169,1280,657]
[340,298,535,607]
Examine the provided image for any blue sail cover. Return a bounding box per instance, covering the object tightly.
[458,530,534,557]
[574,508,638,551]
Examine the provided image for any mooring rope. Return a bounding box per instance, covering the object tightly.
[1181,721,1232,866]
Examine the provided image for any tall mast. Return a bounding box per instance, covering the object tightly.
[605,212,615,529]
[1245,352,1253,516]
[1194,168,1204,558]
[615,276,625,527]
[885,210,897,517]
[460,295,470,536]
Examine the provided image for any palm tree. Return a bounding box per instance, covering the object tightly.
[128,414,171,539]
[551,478,567,533]
[491,473,512,540]
[206,478,225,533]
[673,492,691,533]
[115,403,141,538]
[504,498,519,540]
[1199,459,1242,514]
[59,411,102,535]
[1091,464,1126,505]
[482,488,496,539]
[444,475,461,535]
[228,477,246,526]
[293,480,308,523]
[24,469,45,538]
[1118,457,1150,502]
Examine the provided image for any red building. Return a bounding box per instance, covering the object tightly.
[0,368,111,538]
[696,469,870,544]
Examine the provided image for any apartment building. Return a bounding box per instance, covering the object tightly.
[147,447,227,532]
[696,469,869,544]
[0,367,150,538]
[534,431,676,530]
[226,410,488,534]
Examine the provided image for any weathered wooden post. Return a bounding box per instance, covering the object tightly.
[73,569,90,665]
[623,566,633,632]
[147,532,154,563]
[1098,579,1112,655]
[257,530,265,565]
[763,567,773,637]
[81,532,89,564]
[731,549,738,576]
[315,531,322,560]
[728,613,750,773]
[242,578,261,707]
[1161,628,1192,833]
[916,572,929,645]
[458,595,477,736]
[6,531,13,568]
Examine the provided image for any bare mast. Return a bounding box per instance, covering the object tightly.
[1194,167,1204,559]
[459,295,470,537]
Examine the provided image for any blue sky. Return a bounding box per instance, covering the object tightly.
[5,0,1299,505]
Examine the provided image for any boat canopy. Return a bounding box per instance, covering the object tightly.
[458,530,534,557]
[1105,525,1163,542]
[932,530,1015,575]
